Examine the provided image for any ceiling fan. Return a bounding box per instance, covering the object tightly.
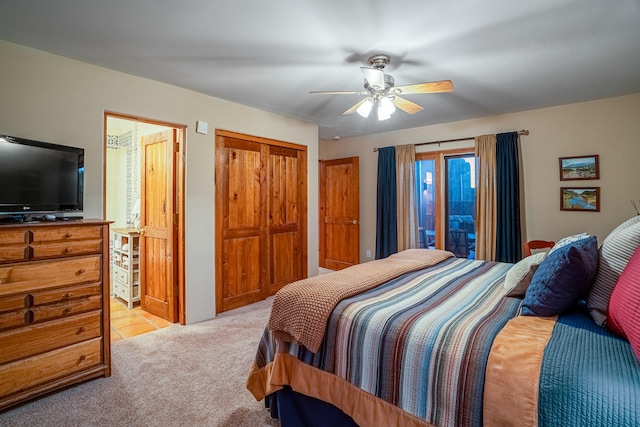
[310,54,453,121]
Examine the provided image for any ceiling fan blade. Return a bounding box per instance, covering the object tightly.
[391,96,424,115]
[309,90,364,95]
[360,67,385,89]
[343,98,368,115]
[393,80,453,95]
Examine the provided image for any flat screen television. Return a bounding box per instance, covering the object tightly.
[0,133,84,216]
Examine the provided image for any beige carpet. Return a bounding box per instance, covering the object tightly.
[0,298,278,427]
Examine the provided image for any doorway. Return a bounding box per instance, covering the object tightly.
[415,148,477,258]
[319,157,360,270]
[104,113,186,340]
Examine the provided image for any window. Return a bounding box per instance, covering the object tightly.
[416,149,477,259]
[416,158,436,249]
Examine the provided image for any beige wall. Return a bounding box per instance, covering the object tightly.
[320,93,640,262]
[0,40,319,323]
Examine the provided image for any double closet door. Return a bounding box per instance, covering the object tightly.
[215,130,307,313]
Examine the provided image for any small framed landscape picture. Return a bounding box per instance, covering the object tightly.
[559,155,599,181]
[560,187,600,212]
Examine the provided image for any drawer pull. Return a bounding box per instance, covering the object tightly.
[64,233,72,239]
[79,355,87,361]
[76,326,85,335]
[63,247,73,254]
[24,310,34,324]
[63,292,72,299]
[75,269,86,276]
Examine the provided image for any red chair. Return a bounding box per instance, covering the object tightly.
[523,240,555,257]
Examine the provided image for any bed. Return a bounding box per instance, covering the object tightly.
[247,227,640,427]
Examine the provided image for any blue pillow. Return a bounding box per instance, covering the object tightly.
[521,236,599,316]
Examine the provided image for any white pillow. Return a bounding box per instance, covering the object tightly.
[608,215,640,237]
[504,252,547,298]
[587,220,640,326]
[548,233,590,254]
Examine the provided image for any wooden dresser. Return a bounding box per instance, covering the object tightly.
[0,219,111,411]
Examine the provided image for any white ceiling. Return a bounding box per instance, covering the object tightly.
[1,0,639,141]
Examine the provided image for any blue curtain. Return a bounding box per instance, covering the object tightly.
[495,132,521,263]
[375,147,398,259]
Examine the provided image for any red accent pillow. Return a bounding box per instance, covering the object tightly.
[607,245,640,360]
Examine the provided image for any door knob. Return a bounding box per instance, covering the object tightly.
[350,219,358,225]
[138,228,145,235]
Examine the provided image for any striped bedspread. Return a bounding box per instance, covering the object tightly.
[269,249,454,353]
[248,257,521,427]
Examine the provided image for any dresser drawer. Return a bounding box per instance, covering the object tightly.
[0,309,29,331]
[113,267,127,283]
[30,240,103,260]
[31,226,103,243]
[0,282,101,311]
[0,337,103,397]
[112,280,124,293]
[0,282,102,332]
[0,229,29,246]
[0,293,28,312]
[0,228,29,264]
[0,255,101,296]
[0,310,102,364]
[112,281,129,299]
[31,282,102,306]
[0,294,29,330]
[0,246,29,264]
[31,294,102,324]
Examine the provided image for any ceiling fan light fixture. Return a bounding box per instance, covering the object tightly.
[356,98,373,118]
[379,96,395,114]
[310,54,453,121]
[377,96,395,121]
[377,108,391,121]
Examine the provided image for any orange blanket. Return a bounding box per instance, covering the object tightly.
[268,249,453,353]
[483,315,557,427]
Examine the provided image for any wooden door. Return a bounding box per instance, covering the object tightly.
[268,145,307,295]
[140,129,178,322]
[215,131,307,313]
[215,137,266,312]
[319,157,360,270]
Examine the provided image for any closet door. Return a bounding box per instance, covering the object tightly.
[215,131,307,313]
[268,146,307,295]
[215,137,267,312]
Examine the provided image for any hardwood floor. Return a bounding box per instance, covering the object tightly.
[110,297,172,343]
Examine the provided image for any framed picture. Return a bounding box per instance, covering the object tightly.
[559,155,599,180]
[560,187,600,212]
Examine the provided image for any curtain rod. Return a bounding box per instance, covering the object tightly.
[373,129,530,152]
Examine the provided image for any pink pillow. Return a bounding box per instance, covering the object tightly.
[607,245,640,361]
